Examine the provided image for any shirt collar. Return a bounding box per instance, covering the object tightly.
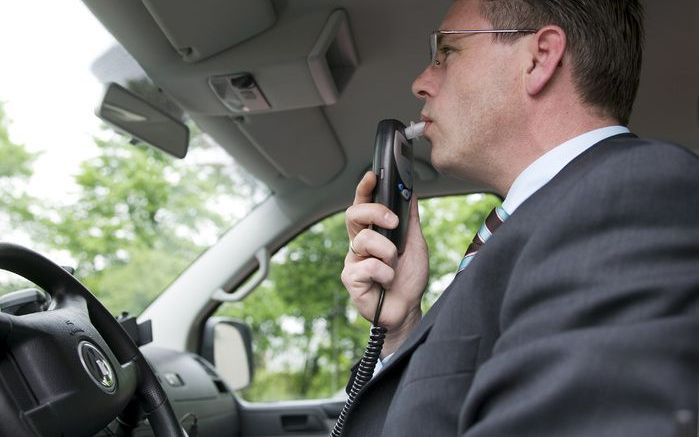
[502,125,630,215]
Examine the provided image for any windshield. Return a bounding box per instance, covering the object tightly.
[0,2,269,315]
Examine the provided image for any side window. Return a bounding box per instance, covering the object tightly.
[215,193,501,402]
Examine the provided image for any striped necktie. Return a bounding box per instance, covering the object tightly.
[457,206,509,273]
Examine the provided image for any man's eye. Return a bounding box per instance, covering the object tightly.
[439,45,454,56]
[437,45,455,64]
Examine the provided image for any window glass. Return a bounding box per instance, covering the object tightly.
[216,193,501,402]
[0,2,269,315]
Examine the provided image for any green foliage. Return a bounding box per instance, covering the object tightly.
[0,108,34,179]
[0,110,267,313]
[49,130,266,313]
[219,213,371,401]
[0,103,45,295]
[420,194,502,308]
[81,243,193,316]
[1,99,502,403]
[219,193,501,402]
[0,103,39,226]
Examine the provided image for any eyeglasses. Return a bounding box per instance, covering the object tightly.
[429,29,538,66]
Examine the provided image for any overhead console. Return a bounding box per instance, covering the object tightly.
[208,10,358,113]
[198,7,358,187]
[104,1,361,116]
[82,0,359,188]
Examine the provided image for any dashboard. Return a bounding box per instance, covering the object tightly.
[94,346,240,436]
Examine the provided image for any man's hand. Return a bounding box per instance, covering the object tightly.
[341,171,429,356]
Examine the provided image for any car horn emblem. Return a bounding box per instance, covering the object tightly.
[78,341,117,393]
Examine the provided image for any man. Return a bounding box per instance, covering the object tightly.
[340,0,699,435]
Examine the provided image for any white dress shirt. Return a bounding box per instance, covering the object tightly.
[373,125,630,377]
[502,125,630,214]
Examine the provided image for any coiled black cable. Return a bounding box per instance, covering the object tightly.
[330,288,387,437]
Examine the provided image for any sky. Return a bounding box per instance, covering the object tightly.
[0,2,116,266]
[0,2,269,277]
[0,1,115,199]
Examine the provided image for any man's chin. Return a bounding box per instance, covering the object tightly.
[429,140,468,178]
[430,155,456,177]
[430,155,478,183]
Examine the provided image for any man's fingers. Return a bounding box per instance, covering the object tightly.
[350,228,399,267]
[409,195,420,221]
[342,257,395,298]
[406,196,424,237]
[353,171,377,206]
[346,203,398,237]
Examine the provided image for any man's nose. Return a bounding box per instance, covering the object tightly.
[411,65,438,100]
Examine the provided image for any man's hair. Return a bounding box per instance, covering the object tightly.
[480,0,644,125]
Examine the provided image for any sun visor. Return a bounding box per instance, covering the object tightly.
[140,0,276,63]
[235,109,345,187]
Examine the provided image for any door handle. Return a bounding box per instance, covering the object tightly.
[281,414,325,432]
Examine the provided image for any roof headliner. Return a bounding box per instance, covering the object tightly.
[84,0,698,200]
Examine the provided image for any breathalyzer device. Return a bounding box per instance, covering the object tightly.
[331,118,425,437]
[371,119,424,253]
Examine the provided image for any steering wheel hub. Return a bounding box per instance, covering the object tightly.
[78,341,117,393]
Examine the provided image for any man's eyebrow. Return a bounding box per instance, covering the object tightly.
[437,33,456,48]
[438,33,463,46]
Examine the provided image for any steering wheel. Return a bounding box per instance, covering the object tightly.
[0,243,186,436]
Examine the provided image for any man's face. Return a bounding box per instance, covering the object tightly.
[412,0,525,183]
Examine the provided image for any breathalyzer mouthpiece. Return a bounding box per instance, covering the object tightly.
[404,121,426,140]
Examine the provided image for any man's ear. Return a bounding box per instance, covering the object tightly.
[525,26,566,96]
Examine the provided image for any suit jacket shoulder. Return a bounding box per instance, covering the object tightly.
[342,136,699,437]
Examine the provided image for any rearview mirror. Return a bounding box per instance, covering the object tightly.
[96,83,189,158]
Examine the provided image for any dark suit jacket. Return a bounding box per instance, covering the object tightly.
[341,135,699,436]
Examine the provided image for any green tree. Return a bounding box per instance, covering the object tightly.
[220,212,371,400]
[219,193,501,402]
[0,103,38,228]
[52,129,266,314]
[0,102,42,295]
[1,98,501,404]
[420,194,502,308]
[0,120,263,314]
